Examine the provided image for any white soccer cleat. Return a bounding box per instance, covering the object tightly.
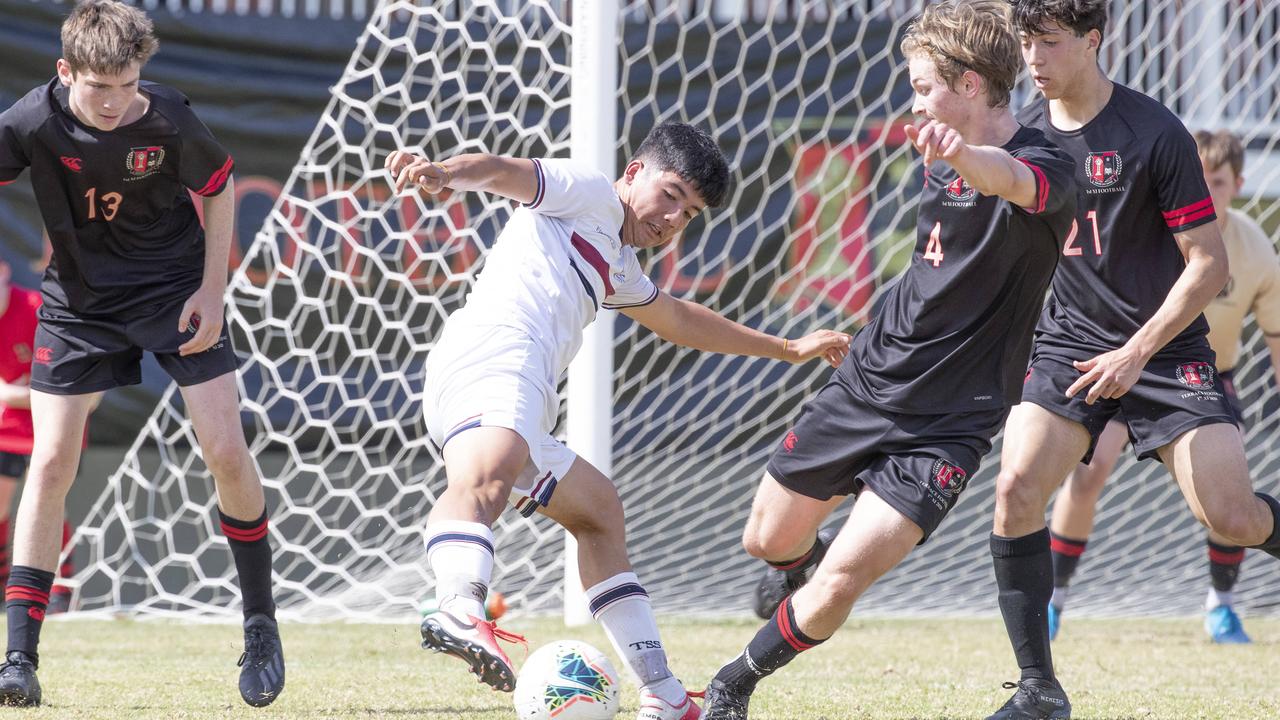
[420,608,524,692]
[636,687,703,720]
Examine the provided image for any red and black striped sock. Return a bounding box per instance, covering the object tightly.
[766,533,831,578]
[1207,539,1245,593]
[1049,531,1087,592]
[6,565,54,663]
[218,509,275,619]
[713,596,827,693]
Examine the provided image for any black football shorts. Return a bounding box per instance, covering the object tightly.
[767,375,1006,543]
[1021,348,1237,464]
[30,299,238,395]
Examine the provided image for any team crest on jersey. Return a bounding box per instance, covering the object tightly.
[1085,151,1123,188]
[930,459,968,499]
[783,430,798,453]
[126,146,166,179]
[1176,361,1215,390]
[944,176,977,202]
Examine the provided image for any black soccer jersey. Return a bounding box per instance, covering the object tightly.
[839,126,1075,414]
[0,79,233,317]
[1019,83,1217,359]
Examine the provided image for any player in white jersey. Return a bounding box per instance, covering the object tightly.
[1044,129,1280,645]
[385,122,851,720]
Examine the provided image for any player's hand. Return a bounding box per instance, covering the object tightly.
[784,330,853,368]
[905,120,968,168]
[177,284,225,357]
[1065,345,1148,404]
[386,150,451,195]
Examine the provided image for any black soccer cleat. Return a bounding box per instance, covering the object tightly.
[752,526,838,619]
[238,614,285,707]
[986,680,1071,719]
[701,678,751,720]
[0,651,41,707]
[420,609,521,692]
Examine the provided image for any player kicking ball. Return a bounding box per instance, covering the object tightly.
[987,2,1280,718]
[384,122,851,720]
[1044,130,1280,645]
[701,3,1076,718]
[0,0,282,707]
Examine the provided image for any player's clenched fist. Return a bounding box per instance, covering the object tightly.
[905,120,968,167]
[386,150,452,195]
[784,330,853,368]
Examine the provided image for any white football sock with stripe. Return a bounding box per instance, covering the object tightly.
[426,520,494,620]
[586,571,685,704]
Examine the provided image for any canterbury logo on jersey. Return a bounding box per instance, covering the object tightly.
[60,156,83,173]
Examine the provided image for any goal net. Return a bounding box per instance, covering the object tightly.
[66,0,1280,620]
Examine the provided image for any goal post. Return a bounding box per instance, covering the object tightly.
[564,0,620,627]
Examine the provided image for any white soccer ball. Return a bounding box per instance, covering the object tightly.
[513,640,621,720]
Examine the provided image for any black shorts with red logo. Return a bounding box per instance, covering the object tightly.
[30,298,238,395]
[766,375,1007,544]
[1021,348,1237,464]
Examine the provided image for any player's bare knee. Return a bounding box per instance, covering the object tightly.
[994,468,1047,524]
[1201,506,1264,547]
[807,565,863,613]
[24,460,77,498]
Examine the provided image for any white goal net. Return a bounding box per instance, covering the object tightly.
[66,0,1280,620]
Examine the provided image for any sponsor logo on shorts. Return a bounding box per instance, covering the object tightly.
[930,459,968,499]
[125,146,166,180]
[60,156,83,173]
[1086,151,1123,188]
[33,346,53,364]
[783,430,798,453]
[1176,361,1215,390]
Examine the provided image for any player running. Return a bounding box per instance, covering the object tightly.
[0,0,282,707]
[986,2,1280,718]
[701,3,1076,718]
[384,122,850,720]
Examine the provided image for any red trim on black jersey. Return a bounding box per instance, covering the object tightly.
[571,232,614,296]
[1162,196,1215,229]
[0,179,15,186]
[195,155,234,196]
[1016,159,1050,214]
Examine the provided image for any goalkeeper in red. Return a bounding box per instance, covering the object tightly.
[701,2,1076,718]
[385,123,850,719]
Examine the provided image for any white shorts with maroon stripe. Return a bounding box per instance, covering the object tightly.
[424,322,575,517]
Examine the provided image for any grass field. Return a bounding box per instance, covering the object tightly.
[12,615,1280,719]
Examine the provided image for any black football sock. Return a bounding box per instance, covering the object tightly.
[1049,532,1087,600]
[1248,493,1280,561]
[6,565,54,664]
[219,509,276,619]
[992,529,1056,684]
[713,597,827,693]
[1207,539,1245,593]
[767,533,828,577]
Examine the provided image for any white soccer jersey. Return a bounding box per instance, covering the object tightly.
[446,157,659,376]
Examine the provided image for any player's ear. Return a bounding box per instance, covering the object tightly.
[1087,29,1102,55]
[56,59,74,86]
[962,70,983,100]
[1234,174,1245,194]
[622,160,644,185]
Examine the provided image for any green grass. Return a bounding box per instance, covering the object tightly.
[13,615,1280,718]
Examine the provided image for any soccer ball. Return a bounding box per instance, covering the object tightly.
[513,640,621,720]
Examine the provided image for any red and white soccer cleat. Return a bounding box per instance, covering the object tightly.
[420,609,525,692]
[636,687,704,720]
